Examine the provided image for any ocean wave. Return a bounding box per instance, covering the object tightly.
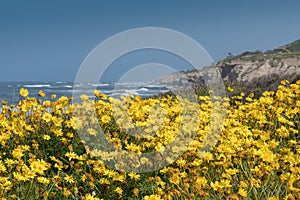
[23,84,51,88]
[136,87,149,92]
[110,89,139,97]
[89,83,110,87]
[1,81,170,104]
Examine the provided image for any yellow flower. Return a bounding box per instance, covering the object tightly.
[1,78,300,199]
[32,143,39,150]
[37,177,50,184]
[85,194,102,200]
[133,188,139,196]
[81,174,87,181]
[20,88,29,97]
[239,180,248,188]
[21,145,30,151]
[13,172,26,181]
[87,128,98,136]
[99,178,110,185]
[0,162,7,173]
[113,173,126,182]
[143,194,163,200]
[94,90,101,97]
[54,162,63,171]
[115,187,123,195]
[2,100,7,105]
[169,174,180,185]
[250,178,261,188]
[63,188,72,197]
[42,112,52,123]
[238,187,248,197]
[30,159,49,175]
[196,177,207,187]
[43,135,51,140]
[176,158,186,167]
[65,151,78,161]
[128,172,140,180]
[5,159,16,168]
[220,179,232,188]
[227,86,234,92]
[101,115,111,124]
[64,174,75,183]
[256,148,276,163]
[12,148,24,160]
[66,132,74,138]
[80,94,89,101]
[211,181,222,191]
[38,90,46,97]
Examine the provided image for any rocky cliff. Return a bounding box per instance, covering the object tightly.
[155,39,300,91]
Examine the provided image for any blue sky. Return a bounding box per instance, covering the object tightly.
[1,0,300,82]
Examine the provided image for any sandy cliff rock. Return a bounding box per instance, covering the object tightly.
[155,39,300,90]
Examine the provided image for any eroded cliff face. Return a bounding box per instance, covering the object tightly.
[218,56,300,84]
[155,55,300,90]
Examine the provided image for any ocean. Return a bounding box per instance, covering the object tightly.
[0,81,171,105]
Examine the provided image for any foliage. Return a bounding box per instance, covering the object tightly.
[284,39,300,52]
[0,80,299,199]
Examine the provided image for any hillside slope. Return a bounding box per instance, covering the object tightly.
[155,39,300,92]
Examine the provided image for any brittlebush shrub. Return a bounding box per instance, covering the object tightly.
[0,80,299,200]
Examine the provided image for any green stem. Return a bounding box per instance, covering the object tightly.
[24,179,33,200]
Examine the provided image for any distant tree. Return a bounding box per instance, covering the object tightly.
[266,49,273,54]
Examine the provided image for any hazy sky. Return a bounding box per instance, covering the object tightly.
[1,0,300,82]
